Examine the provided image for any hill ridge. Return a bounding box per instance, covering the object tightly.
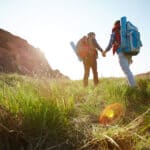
[0,28,69,79]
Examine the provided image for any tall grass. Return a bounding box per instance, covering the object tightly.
[0,74,74,149]
[0,73,149,149]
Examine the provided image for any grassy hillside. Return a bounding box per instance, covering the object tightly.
[0,73,149,150]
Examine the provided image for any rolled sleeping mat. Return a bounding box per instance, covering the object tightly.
[70,41,82,61]
[120,16,127,49]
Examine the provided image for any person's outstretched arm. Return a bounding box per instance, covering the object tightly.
[105,32,115,52]
[92,38,103,52]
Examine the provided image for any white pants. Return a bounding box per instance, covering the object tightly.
[118,52,135,87]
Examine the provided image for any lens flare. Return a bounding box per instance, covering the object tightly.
[105,110,114,118]
[99,103,125,125]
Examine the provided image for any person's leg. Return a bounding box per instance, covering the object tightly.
[83,59,90,87]
[91,57,99,86]
[118,52,135,87]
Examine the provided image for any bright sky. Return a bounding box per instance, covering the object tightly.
[1,0,150,80]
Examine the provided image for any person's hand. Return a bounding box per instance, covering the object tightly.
[102,51,106,57]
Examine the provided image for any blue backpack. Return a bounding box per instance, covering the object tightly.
[120,16,142,55]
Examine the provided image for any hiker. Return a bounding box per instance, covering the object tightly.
[103,20,136,87]
[82,32,103,87]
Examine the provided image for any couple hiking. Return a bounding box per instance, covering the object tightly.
[75,17,142,87]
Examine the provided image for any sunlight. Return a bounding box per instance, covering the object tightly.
[31,27,83,80]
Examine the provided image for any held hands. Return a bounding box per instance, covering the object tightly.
[102,51,106,57]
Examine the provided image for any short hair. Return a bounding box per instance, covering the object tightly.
[87,32,95,37]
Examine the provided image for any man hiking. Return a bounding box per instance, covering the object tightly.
[81,32,103,87]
